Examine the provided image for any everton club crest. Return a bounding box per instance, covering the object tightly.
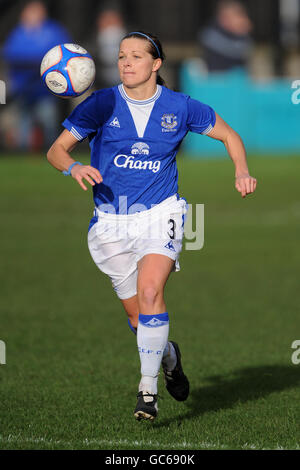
[161,113,178,132]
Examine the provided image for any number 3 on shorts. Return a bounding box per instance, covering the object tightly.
[168,218,176,239]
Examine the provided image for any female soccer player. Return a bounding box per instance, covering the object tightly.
[47,31,257,421]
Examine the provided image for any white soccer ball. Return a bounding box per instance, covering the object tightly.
[40,43,96,98]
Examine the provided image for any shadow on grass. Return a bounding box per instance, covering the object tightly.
[155,364,300,428]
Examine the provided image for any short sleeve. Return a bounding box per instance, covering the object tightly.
[187,97,216,135]
[62,89,115,141]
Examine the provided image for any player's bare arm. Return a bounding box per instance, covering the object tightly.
[47,129,102,191]
[207,113,257,198]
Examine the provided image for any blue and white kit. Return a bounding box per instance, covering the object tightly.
[63,84,216,298]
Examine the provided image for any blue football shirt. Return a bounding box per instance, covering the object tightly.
[62,84,216,217]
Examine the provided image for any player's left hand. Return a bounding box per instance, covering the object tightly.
[235,174,257,198]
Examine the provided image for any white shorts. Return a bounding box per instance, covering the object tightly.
[87,195,188,300]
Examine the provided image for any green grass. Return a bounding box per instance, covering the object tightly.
[0,153,300,450]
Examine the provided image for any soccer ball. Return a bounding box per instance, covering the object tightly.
[40,43,96,98]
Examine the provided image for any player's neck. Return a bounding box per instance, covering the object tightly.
[122,81,158,102]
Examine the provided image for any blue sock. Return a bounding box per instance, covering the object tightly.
[128,319,137,335]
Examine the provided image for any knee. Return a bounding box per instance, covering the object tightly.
[138,285,160,307]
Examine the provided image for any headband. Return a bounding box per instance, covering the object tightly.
[127,32,161,58]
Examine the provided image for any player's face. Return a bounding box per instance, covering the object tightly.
[118,38,161,88]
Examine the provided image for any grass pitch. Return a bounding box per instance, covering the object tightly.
[0,153,299,450]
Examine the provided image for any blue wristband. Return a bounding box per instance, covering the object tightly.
[62,161,83,176]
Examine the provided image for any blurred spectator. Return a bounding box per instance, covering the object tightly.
[2,1,71,151]
[198,0,253,73]
[96,7,126,88]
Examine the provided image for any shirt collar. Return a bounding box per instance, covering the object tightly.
[118,84,162,105]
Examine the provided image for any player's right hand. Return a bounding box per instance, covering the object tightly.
[71,164,103,191]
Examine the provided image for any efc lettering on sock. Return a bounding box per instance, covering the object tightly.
[138,347,163,355]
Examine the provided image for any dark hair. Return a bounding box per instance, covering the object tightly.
[121,31,166,86]
[216,0,247,14]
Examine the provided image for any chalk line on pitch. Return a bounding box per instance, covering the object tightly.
[0,434,299,450]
